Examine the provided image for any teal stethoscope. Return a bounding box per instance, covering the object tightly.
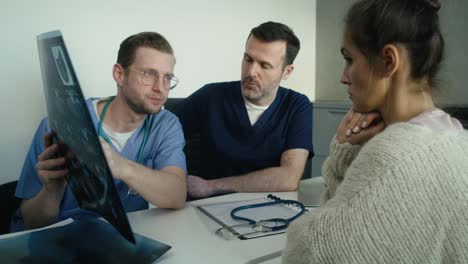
[98,96,150,197]
[216,194,307,239]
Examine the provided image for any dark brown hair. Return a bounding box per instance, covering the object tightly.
[345,0,444,87]
[248,21,300,66]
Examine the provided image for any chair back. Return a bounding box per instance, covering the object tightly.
[0,180,21,234]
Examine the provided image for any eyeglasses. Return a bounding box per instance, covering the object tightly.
[127,68,179,89]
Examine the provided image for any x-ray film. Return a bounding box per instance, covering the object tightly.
[0,218,171,263]
[36,30,134,243]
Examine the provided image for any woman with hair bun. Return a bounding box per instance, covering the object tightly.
[283,0,468,263]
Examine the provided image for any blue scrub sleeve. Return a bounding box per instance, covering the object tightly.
[11,118,50,232]
[152,117,187,173]
[15,118,50,199]
[284,96,313,153]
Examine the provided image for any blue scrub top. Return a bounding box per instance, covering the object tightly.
[12,97,186,232]
[173,81,313,180]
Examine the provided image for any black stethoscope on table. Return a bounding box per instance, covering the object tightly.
[97,96,150,198]
[216,194,307,239]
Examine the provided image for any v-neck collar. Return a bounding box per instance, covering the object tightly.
[234,84,282,131]
[88,98,150,156]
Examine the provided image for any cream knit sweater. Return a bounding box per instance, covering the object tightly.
[283,123,468,263]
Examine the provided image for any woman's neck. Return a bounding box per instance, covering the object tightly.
[379,79,435,125]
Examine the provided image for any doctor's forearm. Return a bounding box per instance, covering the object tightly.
[120,161,186,209]
[211,166,302,193]
[21,186,63,230]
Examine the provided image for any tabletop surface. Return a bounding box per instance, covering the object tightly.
[129,191,298,264]
[1,178,325,264]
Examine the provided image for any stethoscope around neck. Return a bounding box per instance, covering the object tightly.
[97,96,150,198]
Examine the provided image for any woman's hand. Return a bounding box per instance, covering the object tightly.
[336,109,386,145]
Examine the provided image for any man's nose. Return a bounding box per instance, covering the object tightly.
[247,63,259,78]
[152,76,166,92]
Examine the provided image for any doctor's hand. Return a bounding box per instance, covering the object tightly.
[187,175,216,199]
[336,109,385,145]
[36,132,68,194]
[100,137,127,180]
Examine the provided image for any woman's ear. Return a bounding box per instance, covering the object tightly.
[380,44,400,77]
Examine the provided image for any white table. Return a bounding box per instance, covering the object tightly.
[139,177,324,263]
[1,178,324,263]
[128,191,298,264]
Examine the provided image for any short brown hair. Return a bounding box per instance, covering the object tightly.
[117,32,174,68]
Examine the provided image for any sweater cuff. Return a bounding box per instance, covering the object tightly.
[321,136,362,204]
[328,136,362,175]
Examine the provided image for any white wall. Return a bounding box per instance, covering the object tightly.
[315,0,468,104]
[437,0,468,104]
[0,0,316,184]
[315,0,352,101]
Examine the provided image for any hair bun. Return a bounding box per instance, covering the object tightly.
[425,0,441,11]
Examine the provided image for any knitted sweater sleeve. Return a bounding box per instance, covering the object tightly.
[320,136,361,205]
[283,124,468,264]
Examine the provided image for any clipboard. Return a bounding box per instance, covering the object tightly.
[197,195,311,240]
